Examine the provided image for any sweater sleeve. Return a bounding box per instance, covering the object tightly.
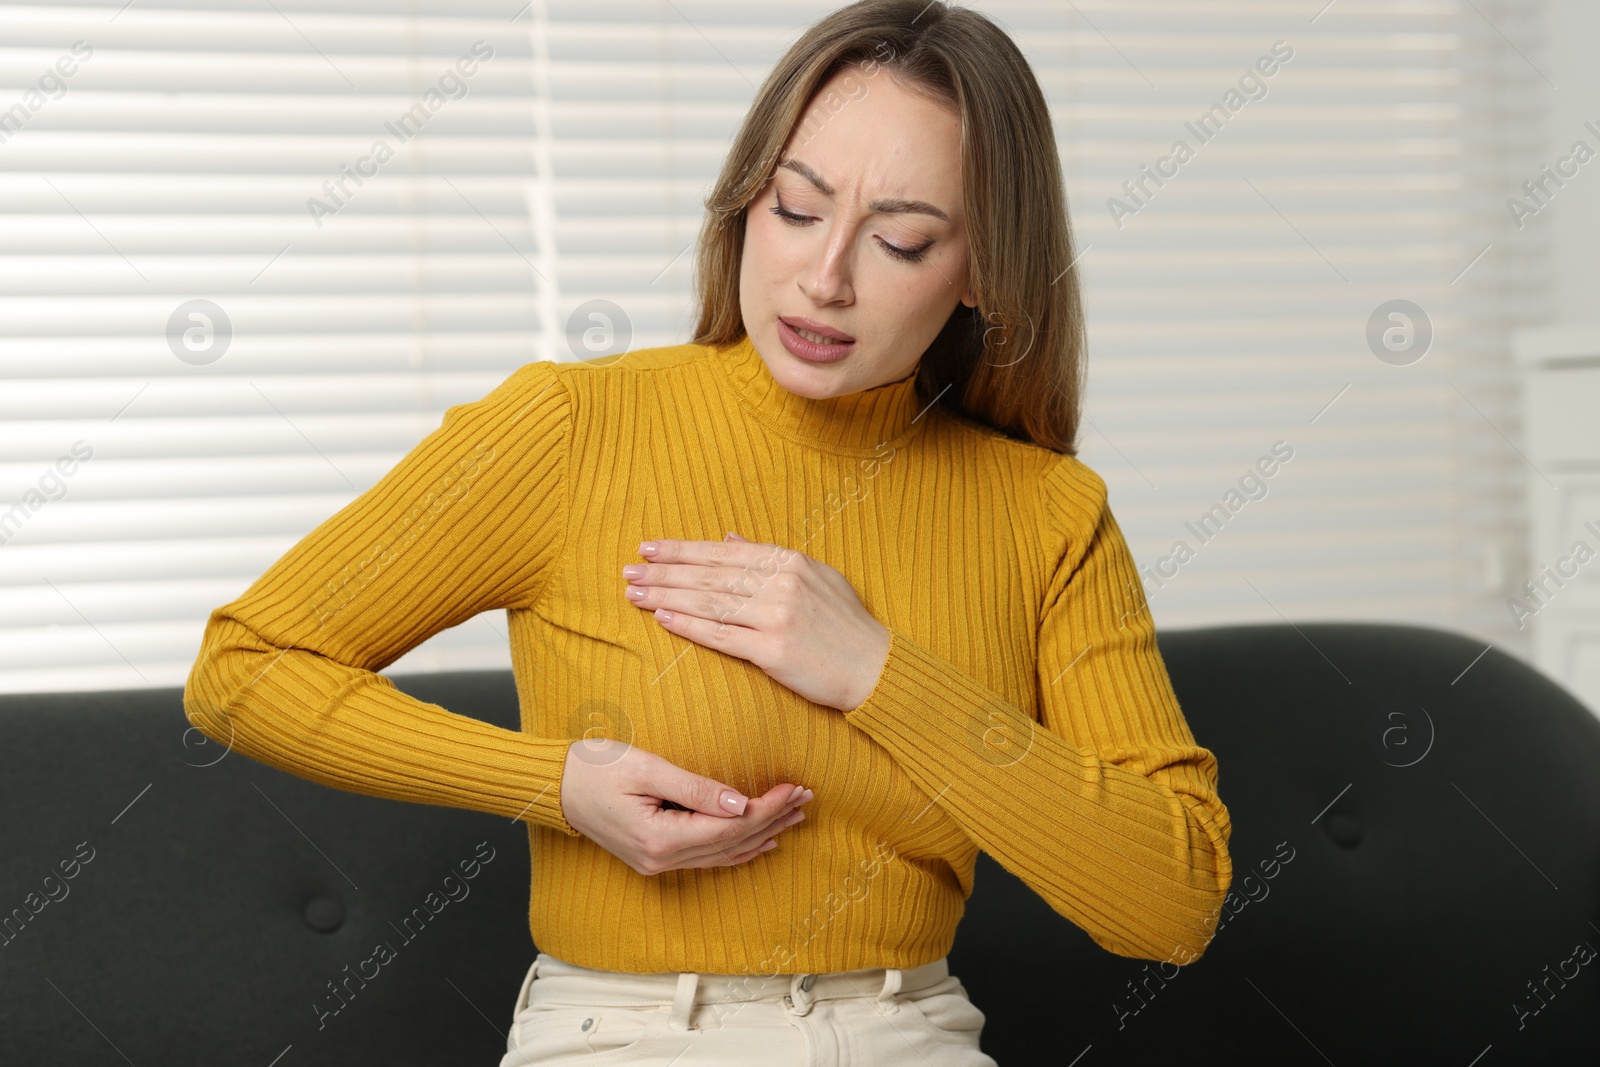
[840,455,1233,962]
[182,359,583,837]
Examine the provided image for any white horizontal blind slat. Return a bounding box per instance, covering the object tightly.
[1,1,557,692]
[0,0,1543,692]
[995,0,1538,641]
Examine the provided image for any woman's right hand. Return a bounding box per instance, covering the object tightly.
[558,739,813,876]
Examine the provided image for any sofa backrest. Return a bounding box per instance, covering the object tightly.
[0,667,534,1065]
[963,621,1600,1065]
[2,621,1596,1065]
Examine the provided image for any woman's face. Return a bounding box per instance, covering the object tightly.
[738,64,977,400]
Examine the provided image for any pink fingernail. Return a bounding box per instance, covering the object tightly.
[639,541,659,556]
[720,789,748,814]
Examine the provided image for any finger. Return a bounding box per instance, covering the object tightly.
[718,796,809,855]
[639,538,804,577]
[674,808,804,869]
[730,808,806,854]
[652,606,761,660]
[625,584,773,628]
[656,810,767,869]
[652,777,790,825]
[625,557,787,595]
[695,837,771,869]
[727,835,783,865]
[655,788,810,866]
[651,766,766,819]
[669,784,806,844]
[640,538,742,565]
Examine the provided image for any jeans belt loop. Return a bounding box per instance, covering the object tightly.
[785,972,817,1016]
[876,966,904,1013]
[668,971,700,1031]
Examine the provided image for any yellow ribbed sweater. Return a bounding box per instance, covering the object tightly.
[183,333,1233,975]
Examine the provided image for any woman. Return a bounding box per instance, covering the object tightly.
[183,2,1233,1063]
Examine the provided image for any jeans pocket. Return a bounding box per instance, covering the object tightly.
[898,982,988,1044]
[583,1004,665,1054]
[512,1003,665,1060]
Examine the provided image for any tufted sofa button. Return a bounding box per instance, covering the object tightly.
[303,896,345,933]
[1324,812,1361,848]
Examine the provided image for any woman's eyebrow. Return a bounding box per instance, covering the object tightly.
[778,157,951,222]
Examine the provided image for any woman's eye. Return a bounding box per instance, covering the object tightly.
[877,237,929,264]
[769,204,812,227]
[768,199,930,264]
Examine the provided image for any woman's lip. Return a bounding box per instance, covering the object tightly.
[779,316,855,342]
[777,317,856,363]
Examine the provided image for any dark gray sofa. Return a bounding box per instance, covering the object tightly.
[2,622,1597,1064]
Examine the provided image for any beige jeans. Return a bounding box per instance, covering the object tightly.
[497,951,1000,1066]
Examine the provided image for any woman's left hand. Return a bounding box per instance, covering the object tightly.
[621,532,890,712]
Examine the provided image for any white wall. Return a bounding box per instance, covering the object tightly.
[1543,1,1600,324]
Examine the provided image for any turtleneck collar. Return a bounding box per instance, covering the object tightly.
[713,332,928,455]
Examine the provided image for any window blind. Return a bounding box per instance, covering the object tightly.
[1021,0,1543,652]
[0,0,1544,694]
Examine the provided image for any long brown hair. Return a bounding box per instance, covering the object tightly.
[689,0,1085,455]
